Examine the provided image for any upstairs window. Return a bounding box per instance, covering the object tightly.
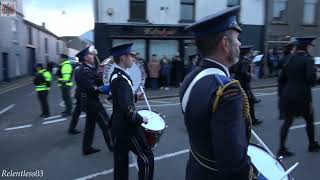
[272,0,288,23]
[303,0,317,25]
[180,0,195,23]
[129,0,147,22]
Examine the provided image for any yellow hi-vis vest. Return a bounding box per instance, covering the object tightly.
[58,60,73,87]
[35,69,52,91]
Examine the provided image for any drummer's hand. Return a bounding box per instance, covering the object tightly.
[142,116,148,124]
[136,92,144,100]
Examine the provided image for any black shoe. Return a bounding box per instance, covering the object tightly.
[68,129,81,135]
[83,148,101,155]
[61,112,71,117]
[309,142,320,152]
[277,148,294,158]
[252,119,263,126]
[254,99,261,104]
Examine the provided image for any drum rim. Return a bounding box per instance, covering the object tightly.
[249,143,292,180]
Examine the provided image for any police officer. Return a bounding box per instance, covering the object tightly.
[33,63,52,118]
[109,43,154,180]
[57,54,73,117]
[234,45,263,126]
[180,6,252,180]
[76,46,114,155]
[277,37,320,157]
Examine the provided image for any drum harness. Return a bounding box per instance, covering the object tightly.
[181,68,252,172]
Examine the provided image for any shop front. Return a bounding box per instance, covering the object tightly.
[94,23,196,64]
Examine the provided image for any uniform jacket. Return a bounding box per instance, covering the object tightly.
[278,51,316,116]
[180,58,251,180]
[109,67,144,144]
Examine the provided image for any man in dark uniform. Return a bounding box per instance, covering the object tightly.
[76,46,114,155]
[277,37,320,157]
[68,49,100,135]
[180,6,252,180]
[109,43,154,180]
[234,45,263,126]
[277,41,296,120]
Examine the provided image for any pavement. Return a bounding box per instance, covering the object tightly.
[0,75,320,179]
[0,75,278,99]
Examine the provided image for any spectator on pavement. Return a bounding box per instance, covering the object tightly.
[160,56,171,90]
[172,52,184,87]
[148,54,161,90]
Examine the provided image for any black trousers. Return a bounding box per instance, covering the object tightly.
[280,111,316,149]
[61,86,72,114]
[37,90,50,115]
[114,130,154,180]
[82,100,113,152]
[69,97,82,131]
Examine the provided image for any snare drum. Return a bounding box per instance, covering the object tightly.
[248,143,292,180]
[137,109,166,150]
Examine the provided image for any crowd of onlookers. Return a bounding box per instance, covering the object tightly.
[144,52,199,90]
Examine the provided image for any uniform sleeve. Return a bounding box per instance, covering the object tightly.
[79,67,99,95]
[210,84,251,180]
[43,71,52,87]
[305,58,316,86]
[112,78,143,126]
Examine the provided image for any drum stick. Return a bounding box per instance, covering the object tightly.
[279,162,299,180]
[251,130,276,158]
[139,86,151,111]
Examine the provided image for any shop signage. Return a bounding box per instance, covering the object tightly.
[144,28,177,36]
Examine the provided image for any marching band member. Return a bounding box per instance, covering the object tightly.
[277,37,320,157]
[109,43,154,180]
[75,46,114,155]
[180,6,252,180]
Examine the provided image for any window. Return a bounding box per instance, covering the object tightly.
[227,0,240,7]
[272,0,288,22]
[56,41,60,54]
[28,26,33,45]
[44,38,48,54]
[129,0,146,22]
[180,0,195,22]
[11,19,17,32]
[303,0,317,25]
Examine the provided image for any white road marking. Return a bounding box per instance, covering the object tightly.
[0,81,31,95]
[5,124,32,131]
[44,115,62,120]
[149,99,171,104]
[43,118,67,125]
[136,103,180,108]
[130,152,139,170]
[290,121,320,130]
[73,149,190,180]
[26,91,36,96]
[0,104,16,115]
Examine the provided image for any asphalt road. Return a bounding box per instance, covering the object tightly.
[1,81,320,180]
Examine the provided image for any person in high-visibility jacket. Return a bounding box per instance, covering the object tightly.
[33,63,52,118]
[57,54,73,116]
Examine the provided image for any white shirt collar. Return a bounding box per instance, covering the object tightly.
[114,64,130,76]
[204,58,230,77]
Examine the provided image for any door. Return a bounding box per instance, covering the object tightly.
[27,48,36,75]
[2,53,9,82]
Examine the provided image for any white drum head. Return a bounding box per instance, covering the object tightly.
[248,144,289,180]
[101,57,145,93]
[138,110,165,131]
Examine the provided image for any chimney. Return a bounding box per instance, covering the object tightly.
[42,22,45,28]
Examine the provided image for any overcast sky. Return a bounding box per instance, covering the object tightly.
[23,0,94,37]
